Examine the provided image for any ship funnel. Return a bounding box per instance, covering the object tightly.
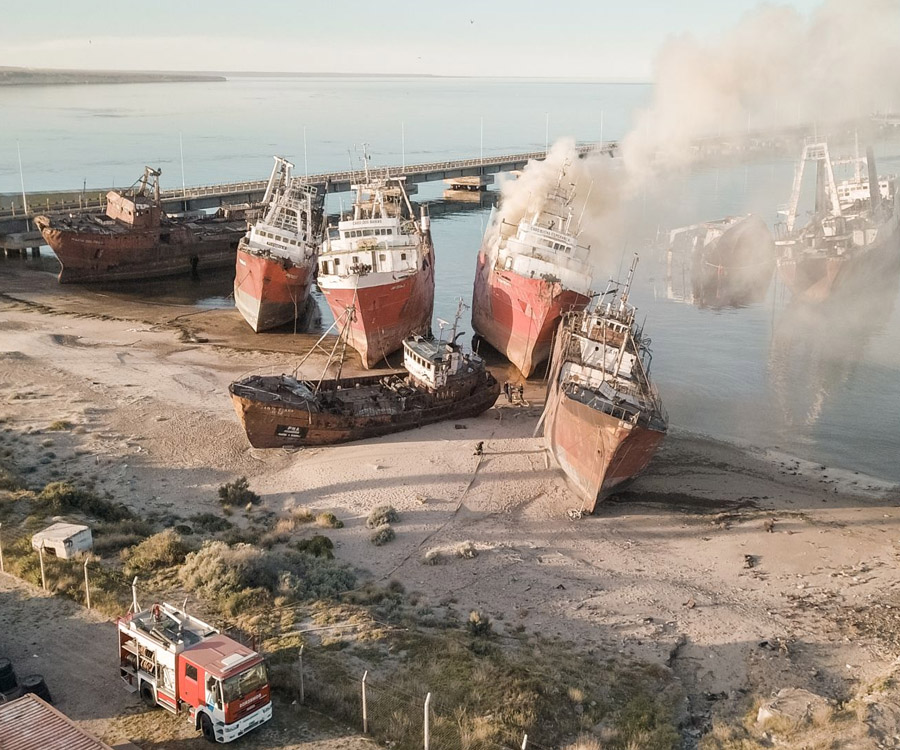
[866,146,883,213]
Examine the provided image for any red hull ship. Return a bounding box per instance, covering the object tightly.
[540,255,667,512]
[776,142,900,303]
[234,157,323,332]
[472,164,594,377]
[317,169,434,368]
[34,167,247,283]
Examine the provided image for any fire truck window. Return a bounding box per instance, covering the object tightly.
[185,664,197,681]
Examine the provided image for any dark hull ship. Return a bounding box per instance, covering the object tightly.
[230,302,499,448]
[35,167,248,283]
[776,143,900,303]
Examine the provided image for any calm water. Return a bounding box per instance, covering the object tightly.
[3,76,900,483]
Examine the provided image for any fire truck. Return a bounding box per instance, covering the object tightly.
[117,601,272,743]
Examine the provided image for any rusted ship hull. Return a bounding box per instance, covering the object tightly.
[234,246,315,332]
[543,382,666,512]
[472,250,589,377]
[691,215,776,307]
[230,372,499,448]
[35,216,246,283]
[320,263,435,369]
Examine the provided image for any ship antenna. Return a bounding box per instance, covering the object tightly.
[435,318,449,343]
[362,143,371,185]
[575,179,594,235]
[620,252,639,309]
[450,298,468,345]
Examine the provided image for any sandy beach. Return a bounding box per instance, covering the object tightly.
[3,260,900,748]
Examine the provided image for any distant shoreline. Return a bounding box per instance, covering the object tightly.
[0,66,650,86]
[0,67,226,86]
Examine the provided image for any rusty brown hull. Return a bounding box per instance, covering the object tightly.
[35,215,246,283]
[543,383,666,512]
[230,373,500,448]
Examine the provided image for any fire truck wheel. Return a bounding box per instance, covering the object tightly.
[140,683,156,708]
[199,713,216,743]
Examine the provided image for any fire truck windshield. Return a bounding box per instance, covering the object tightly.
[222,662,268,704]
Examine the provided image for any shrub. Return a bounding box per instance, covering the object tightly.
[122,529,188,576]
[92,518,154,556]
[370,524,395,546]
[36,481,131,521]
[181,541,355,614]
[294,534,334,559]
[189,512,233,534]
[47,420,73,431]
[366,504,398,529]
[316,512,344,529]
[218,477,260,506]
[467,610,492,638]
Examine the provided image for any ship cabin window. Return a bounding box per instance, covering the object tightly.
[401,253,407,261]
[379,254,386,262]
[333,258,340,267]
[352,256,359,265]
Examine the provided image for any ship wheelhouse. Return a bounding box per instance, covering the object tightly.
[318,217,421,278]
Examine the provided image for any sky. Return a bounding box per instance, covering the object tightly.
[1,0,826,79]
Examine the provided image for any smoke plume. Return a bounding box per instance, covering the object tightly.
[622,0,900,187]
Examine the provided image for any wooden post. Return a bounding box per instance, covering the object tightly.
[298,645,304,704]
[424,692,431,750]
[522,734,528,750]
[83,556,91,609]
[361,670,368,733]
[38,545,47,591]
[0,522,4,573]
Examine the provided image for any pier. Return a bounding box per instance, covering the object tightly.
[0,143,617,238]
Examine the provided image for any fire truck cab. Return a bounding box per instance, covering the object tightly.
[117,602,272,743]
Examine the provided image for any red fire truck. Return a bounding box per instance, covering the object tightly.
[117,602,272,743]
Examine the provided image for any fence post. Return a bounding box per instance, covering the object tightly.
[83,556,91,609]
[38,545,47,591]
[298,644,305,704]
[522,733,528,750]
[424,692,431,750]
[0,522,4,573]
[361,670,368,733]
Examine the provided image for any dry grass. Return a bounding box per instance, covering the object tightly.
[315,511,344,529]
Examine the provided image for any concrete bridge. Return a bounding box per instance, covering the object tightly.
[0,142,617,241]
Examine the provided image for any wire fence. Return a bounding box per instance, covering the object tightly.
[0,524,559,750]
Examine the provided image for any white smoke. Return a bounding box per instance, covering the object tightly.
[622,0,900,186]
[491,139,625,274]
[492,0,900,276]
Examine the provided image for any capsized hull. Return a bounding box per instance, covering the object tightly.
[471,250,589,377]
[320,265,435,369]
[691,215,776,307]
[234,247,316,332]
[35,216,245,283]
[543,383,666,512]
[230,372,499,448]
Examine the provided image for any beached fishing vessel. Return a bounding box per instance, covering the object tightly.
[316,165,434,368]
[34,167,248,283]
[664,214,775,307]
[471,164,594,377]
[229,302,499,448]
[234,157,323,332]
[776,141,900,302]
[539,255,667,512]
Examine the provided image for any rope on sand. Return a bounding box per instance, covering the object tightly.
[378,449,486,581]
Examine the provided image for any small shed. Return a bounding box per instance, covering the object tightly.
[31,522,93,560]
[0,693,114,750]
